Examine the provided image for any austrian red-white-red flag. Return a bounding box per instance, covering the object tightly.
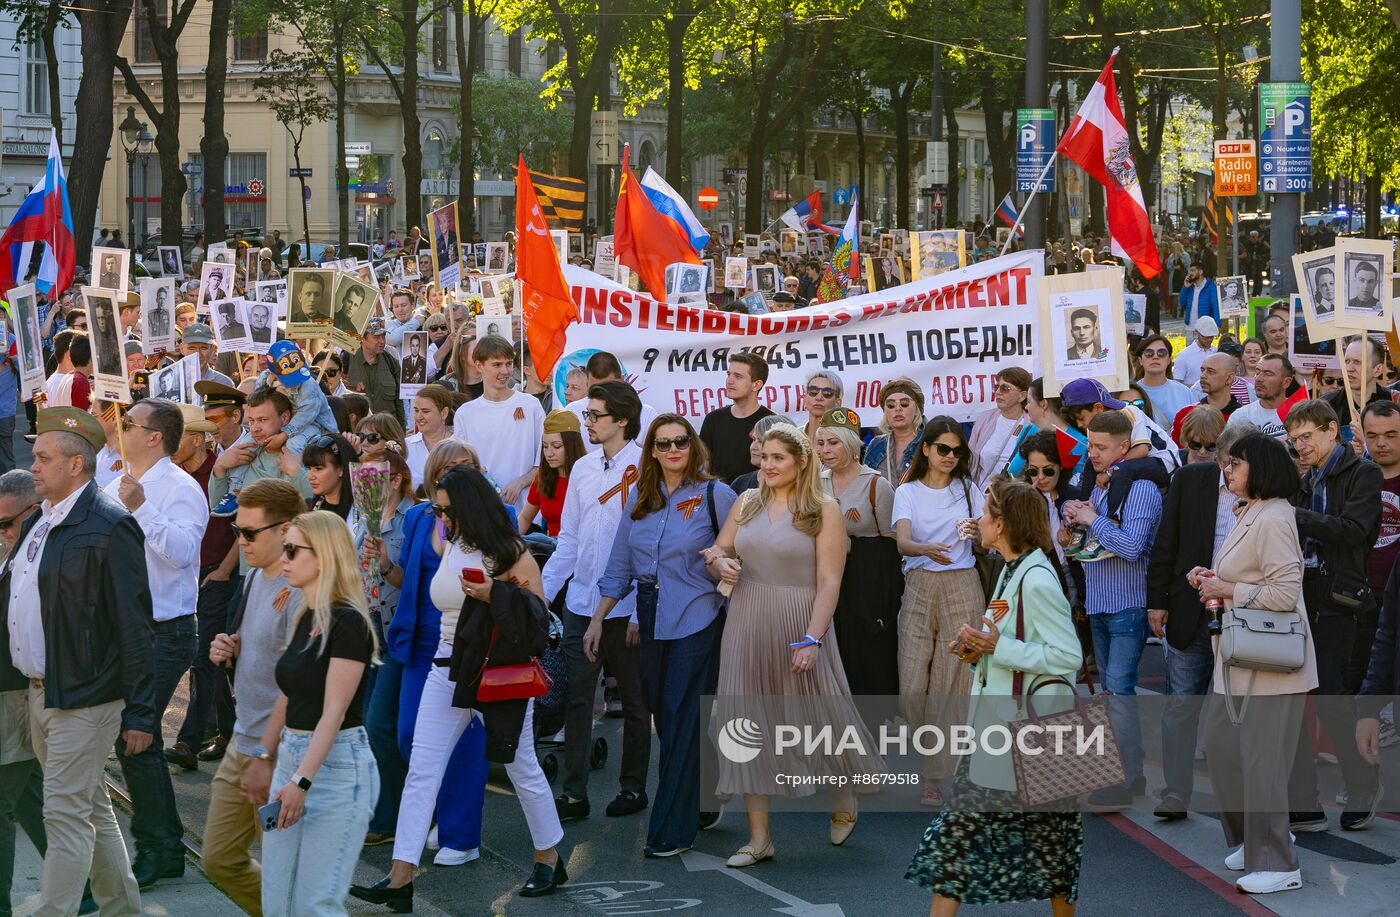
[1056,50,1162,279]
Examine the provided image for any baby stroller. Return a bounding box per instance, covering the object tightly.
[523,537,607,785]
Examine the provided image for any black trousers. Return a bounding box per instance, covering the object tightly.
[1289,612,1380,808]
[176,568,240,748]
[560,611,650,801]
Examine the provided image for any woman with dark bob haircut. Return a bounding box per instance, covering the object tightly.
[1188,431,1316,895]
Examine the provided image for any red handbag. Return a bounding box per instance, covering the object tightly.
[473,624,551,702]
[478,660,551,702]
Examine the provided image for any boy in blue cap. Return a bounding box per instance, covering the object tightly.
[211,340,338,515]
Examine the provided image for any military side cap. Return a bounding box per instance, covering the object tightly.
[182,323,214,345]
[820,406,862,433]
[195,380,246,409]
[31,407,106,451]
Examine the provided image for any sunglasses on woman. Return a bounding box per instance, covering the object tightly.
[806,386,837,399]
[654,435,691,452]
[429,503,451,518]
[931,442,967,457]
[1140,348,1169,358]
[1187,440,1217,453]
[282,542,315,560]
[1025,465,1058,479]
[360,431,383,445]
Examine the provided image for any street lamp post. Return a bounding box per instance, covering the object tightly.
[117,106,149,261]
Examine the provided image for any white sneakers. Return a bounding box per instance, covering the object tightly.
[1235,870,1302,894]
[1225,834,1295,872]
[434,846,481,867]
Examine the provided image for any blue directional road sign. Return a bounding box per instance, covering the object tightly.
[1258,82,1312,193]
[1016,109,1056,194]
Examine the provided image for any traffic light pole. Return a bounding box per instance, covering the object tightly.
[1023,0,1049,249]
[1267,0,1302,296]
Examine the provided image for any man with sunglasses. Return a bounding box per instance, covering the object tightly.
[200,478,303,913]
[3,407,155,913]
[102,398,209,888]
[169,400,243,771]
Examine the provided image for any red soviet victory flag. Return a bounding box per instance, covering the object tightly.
[515,154,578,379]
[614,148,700,302]
[1056,51,1163,279]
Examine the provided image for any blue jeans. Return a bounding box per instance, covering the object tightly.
[387,655,487,850]
[636,584,722,848]
[1161,634,1214,802]
[262,727,378,917]
[1089,607,1147,783]
[177,569,241,748]
[117,614,196,858]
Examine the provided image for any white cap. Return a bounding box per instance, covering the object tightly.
[1195,316,1220,337]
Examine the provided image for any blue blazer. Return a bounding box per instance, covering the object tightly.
[1177,279,1220,324]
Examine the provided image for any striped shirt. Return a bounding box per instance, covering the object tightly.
[1084,479,1163,615]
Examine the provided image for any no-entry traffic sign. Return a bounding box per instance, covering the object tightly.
[1213,140,1257,196]
[697,187,719,210]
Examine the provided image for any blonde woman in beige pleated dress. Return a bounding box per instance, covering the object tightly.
[703,424,882,870]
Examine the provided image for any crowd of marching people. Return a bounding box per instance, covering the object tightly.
[3,229,1400,917]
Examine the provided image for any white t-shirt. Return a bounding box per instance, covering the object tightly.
[892,479,983,573]
[452,390,544,507]
[975,413,1023,487]
[405,432,429,490]
[1173,341,1215,387]
[1227,398,1287,439]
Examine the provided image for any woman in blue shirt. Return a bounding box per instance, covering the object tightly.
[587,413,737,858]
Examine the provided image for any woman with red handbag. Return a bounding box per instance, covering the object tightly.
[351,466,565,911]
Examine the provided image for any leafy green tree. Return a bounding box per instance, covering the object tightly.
[460,74,574,176]
[253,50,333,252]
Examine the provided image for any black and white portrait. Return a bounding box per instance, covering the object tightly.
[752,264,780,296]
[1217,275,1249,318]
[158,245,183,278]
[92,246,130,295]
[665,263,708,306]
[331,274,377,340]
[151,363,183,402]
[248,301,275,347]
[200,261,233,310]
[485,242,508,272]
[211,298,250,351]
[1344,253,1384,316]
[84,287,124,379]
[287,268,334,327]
[139,277,176,352]
[401,331,428,384]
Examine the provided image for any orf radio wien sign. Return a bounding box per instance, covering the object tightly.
[1213,140,1257,196]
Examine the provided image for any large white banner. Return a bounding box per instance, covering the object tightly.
[552,251,1042,423]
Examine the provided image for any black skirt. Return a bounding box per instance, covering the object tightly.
[832,535,902,696]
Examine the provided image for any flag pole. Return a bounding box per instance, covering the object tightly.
[999,152,1059,256]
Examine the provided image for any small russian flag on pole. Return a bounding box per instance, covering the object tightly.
[995,193,1024,237]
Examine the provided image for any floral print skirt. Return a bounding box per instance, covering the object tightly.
[906,762,1083,905]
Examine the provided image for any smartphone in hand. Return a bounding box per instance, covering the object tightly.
[258,799,282,832]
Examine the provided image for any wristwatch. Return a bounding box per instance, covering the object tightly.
[252,745,276,762]
[292,773,313,792]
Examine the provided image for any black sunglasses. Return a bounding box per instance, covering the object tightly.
[282,542,315,560]
[931,442,968,457]
[1140,348,1169,358]
[1187,440,1217,453]
[0,503,37,531]
[429,502,450,518]
[1025,466,1058,479]
[231,519,285,542]
[360,431,383,445]
[654,435,691,452]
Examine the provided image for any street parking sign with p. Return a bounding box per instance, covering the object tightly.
[1258,82,1311,193]
[1016,109,1055,194]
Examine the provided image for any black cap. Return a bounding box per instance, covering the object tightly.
[194,380,246,409]
[772,291,796,303]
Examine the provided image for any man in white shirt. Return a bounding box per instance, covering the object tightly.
[563,351,658,452]
[7,407,154,914]
[542,381,650,822]
[452,334,544,509]
[104,397,210,889]
[1172,316,1218,389]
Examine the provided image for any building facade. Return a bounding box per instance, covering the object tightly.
[0,14,82,226]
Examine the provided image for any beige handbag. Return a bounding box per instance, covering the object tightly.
[1217,597,1306,724]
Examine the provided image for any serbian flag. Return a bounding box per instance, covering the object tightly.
[779,190,823,234]
[615,149,700,302]
[1055,51,1162,279]
[514,154,577,379]
[1276,382,1309,424]
[995,194,1024,237]
[0,130,75,298]
[639,167,709,254]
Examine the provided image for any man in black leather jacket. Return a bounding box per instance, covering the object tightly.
[0,407,154,913]
[1285,399,1383,832]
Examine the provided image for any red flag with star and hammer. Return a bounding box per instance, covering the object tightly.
[514,153,578,379]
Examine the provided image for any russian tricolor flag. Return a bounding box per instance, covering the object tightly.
[639,167,710,255]
[995,193,1023,237]
[0,130,75,298]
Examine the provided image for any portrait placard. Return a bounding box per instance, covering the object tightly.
[1332,238,1393,332]
[91,246,131,296]
[138,277,177,354]
[428,200,462,289]
[7,284,47,400]
[82,286,132,403]
[1037,269,1129,396]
